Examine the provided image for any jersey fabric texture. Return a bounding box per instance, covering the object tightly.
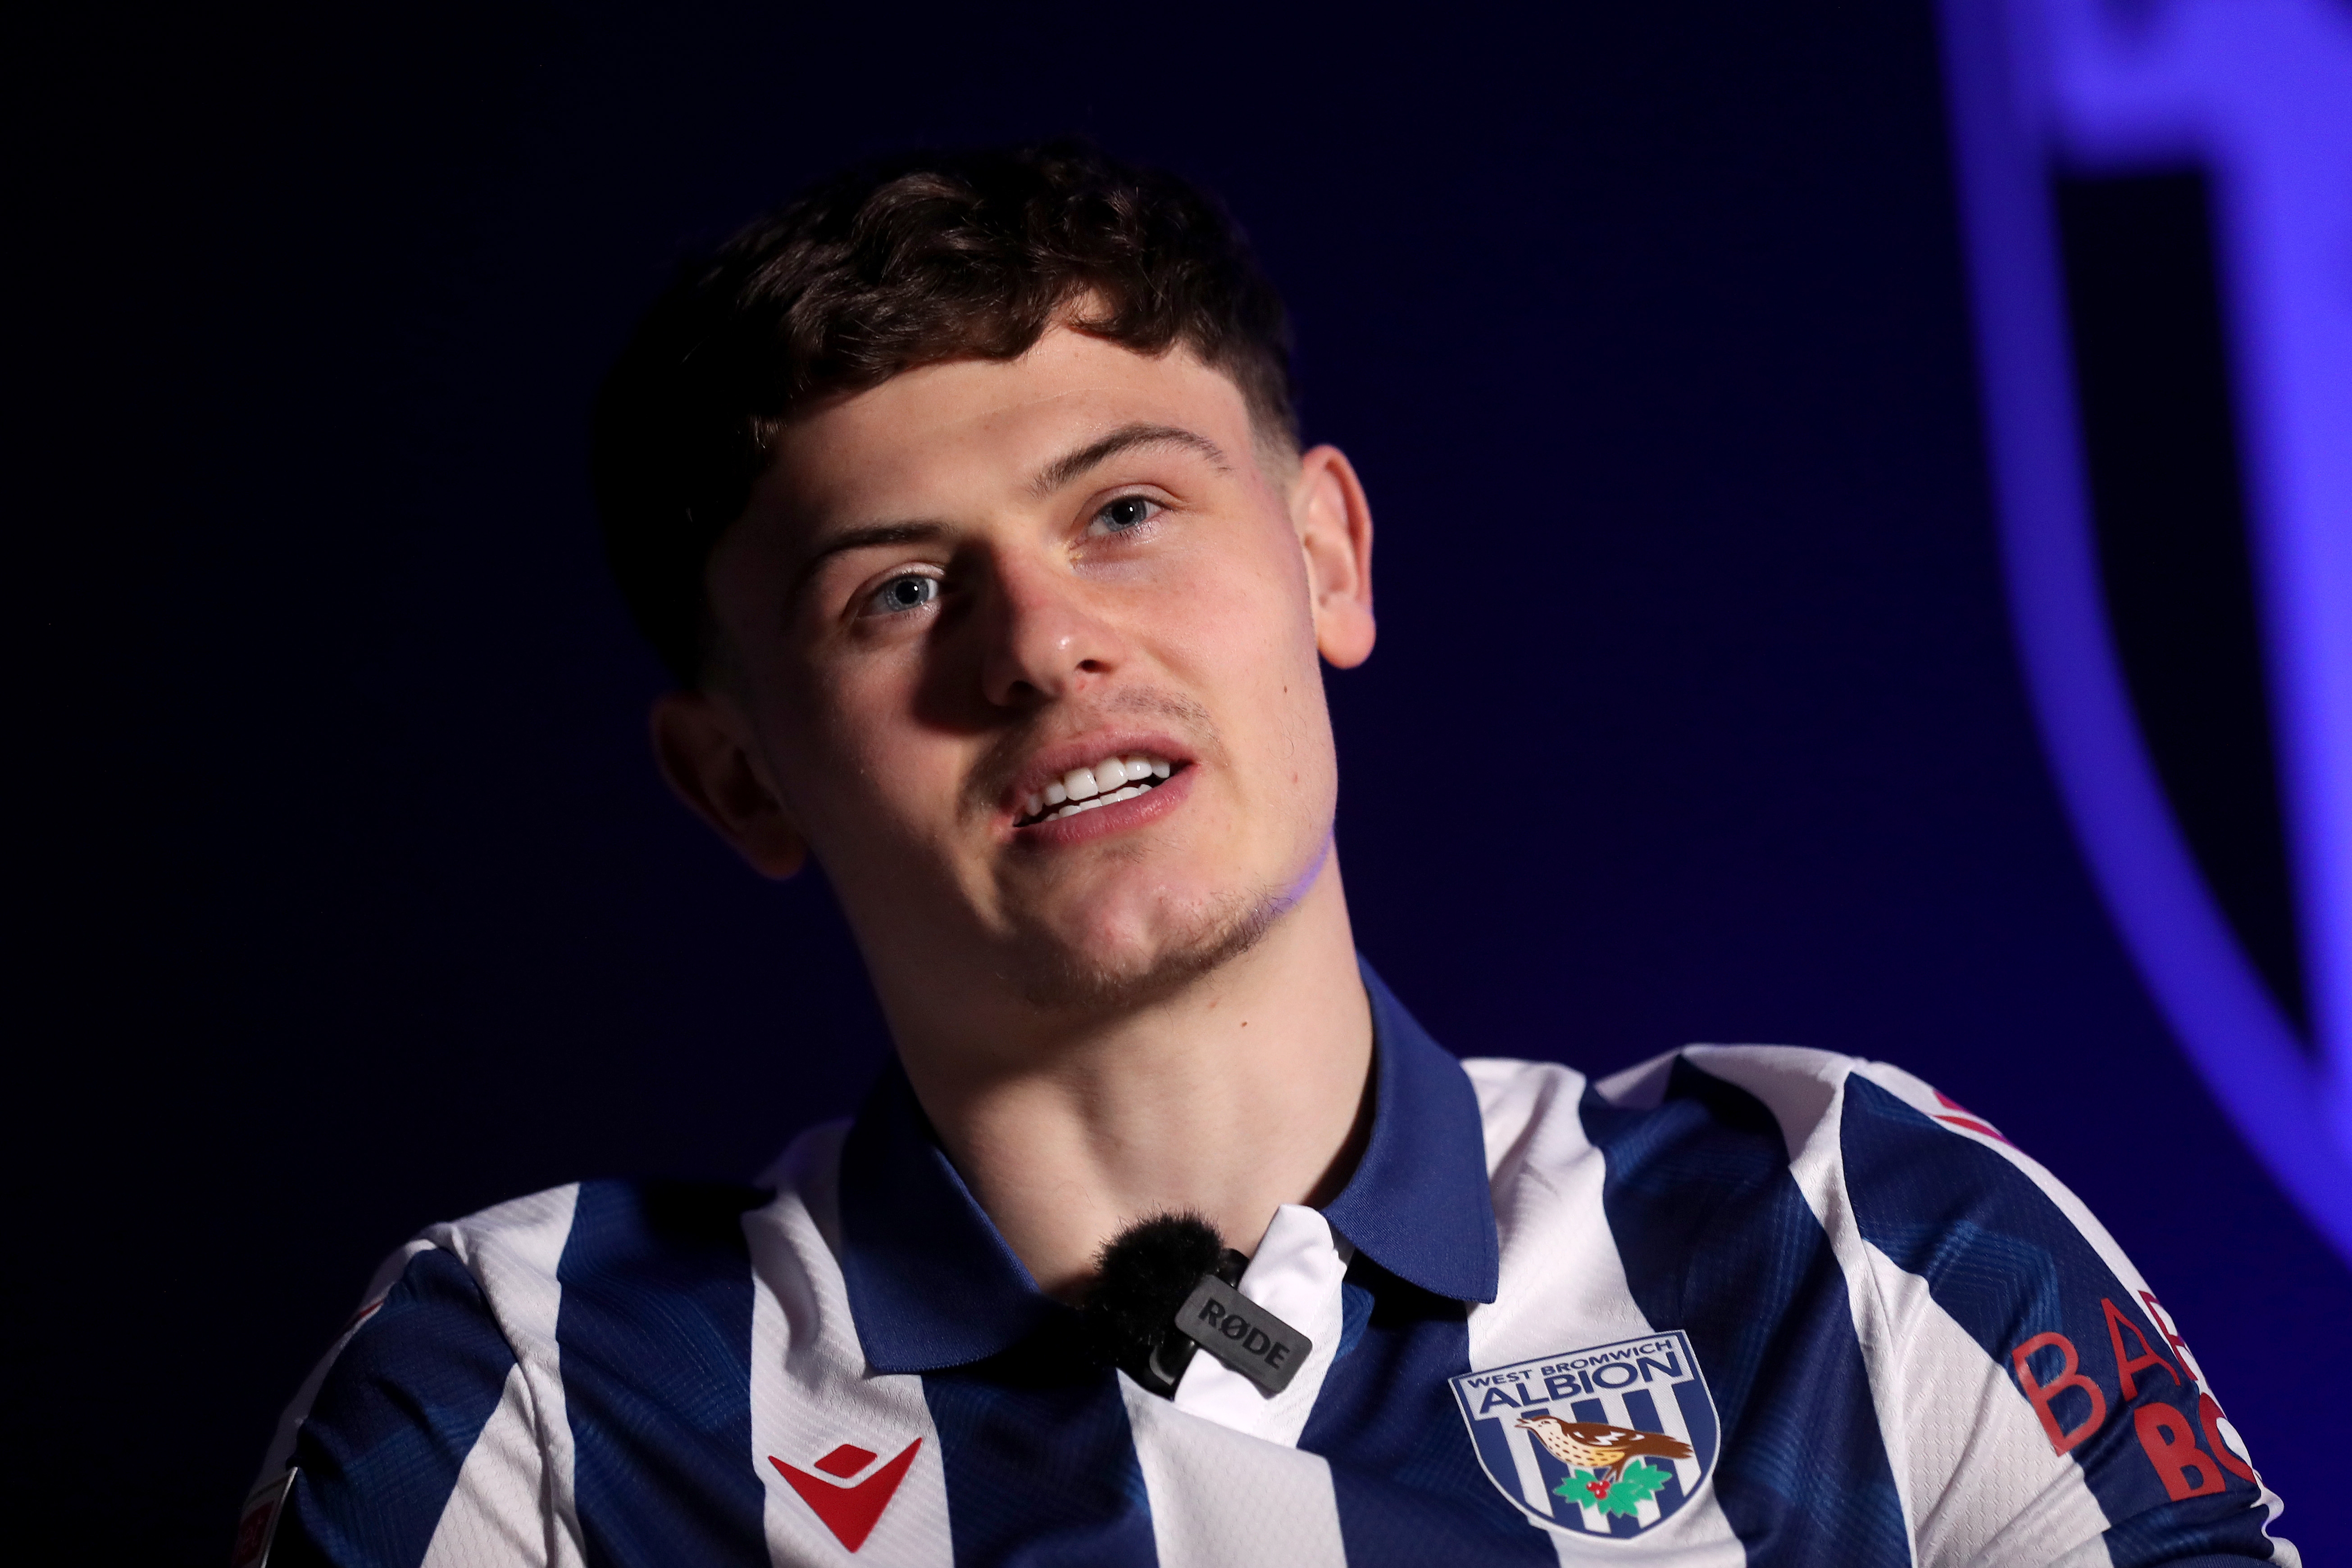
[241,964,2297,1567]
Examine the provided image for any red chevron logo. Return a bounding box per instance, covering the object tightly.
[1932,1088,2011,1143]
[770,1438,923,1552]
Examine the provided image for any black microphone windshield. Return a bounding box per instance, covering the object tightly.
[1080,1212,1246,1395]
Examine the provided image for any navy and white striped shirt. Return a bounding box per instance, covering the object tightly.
[240,968,2297,1566]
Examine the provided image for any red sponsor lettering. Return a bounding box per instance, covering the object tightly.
[2011,1332,2106,1454]
[1932,1089,2011,1142]
[2133,1404,2227,1500]
[230,1503,274,1568]
[2198,1394,2259,1485]
[231,1473,292,1568]
[2101,1296,2179,1401]
[1936,1114,2006,1137]
[2138,1291,2206,1386]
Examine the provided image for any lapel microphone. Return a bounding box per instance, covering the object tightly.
[1081,1213,1313,1398]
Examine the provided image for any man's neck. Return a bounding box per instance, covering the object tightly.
[884,860,1374,1301]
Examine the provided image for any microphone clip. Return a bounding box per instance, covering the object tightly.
[1082,1213,1314,1399]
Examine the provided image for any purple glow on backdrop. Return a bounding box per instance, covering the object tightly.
[1940,0,2352,1257]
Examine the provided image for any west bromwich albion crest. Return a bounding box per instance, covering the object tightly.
[1450,1332,1719,1539]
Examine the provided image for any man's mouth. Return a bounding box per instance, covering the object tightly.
[1014,754,1180,827]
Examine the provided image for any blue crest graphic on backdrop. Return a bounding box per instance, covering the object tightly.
[1940,0,2352,1263]
[1450,1332,1718,1539]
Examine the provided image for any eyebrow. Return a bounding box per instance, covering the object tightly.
[1025,422,1231,498]
[787,424,1231,600]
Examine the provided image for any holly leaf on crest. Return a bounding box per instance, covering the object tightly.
[1594,1459,1670,1516]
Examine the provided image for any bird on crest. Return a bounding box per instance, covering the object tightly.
[1515,1415,1693,1484]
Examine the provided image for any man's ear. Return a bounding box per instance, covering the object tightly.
[1293,443,1375,668]
[649,690,808,879]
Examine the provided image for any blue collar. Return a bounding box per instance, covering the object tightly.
[1324,962,1501,1304]
[836,959,1499,1374]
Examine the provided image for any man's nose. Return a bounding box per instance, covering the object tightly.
[975,554,1129,709]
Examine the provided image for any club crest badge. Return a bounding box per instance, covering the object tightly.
[1449,1331,1718,1539]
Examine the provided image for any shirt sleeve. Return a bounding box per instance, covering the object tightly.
[246,1245,538,1568]
[1837,1065,2298,1567]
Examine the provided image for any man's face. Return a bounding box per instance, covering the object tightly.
[693,325,1373,1014]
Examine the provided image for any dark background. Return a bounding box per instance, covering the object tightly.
[11,2,2347,1559]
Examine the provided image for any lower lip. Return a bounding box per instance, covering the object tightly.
[1014,766,1195,847]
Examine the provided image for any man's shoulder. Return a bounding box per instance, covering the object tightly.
[1638,1045,2102,1242]
[1456,1043,1994,1160]
[417,1120,854,1313]
[1455,1042,2092,1233]
[304,1175,786,1385]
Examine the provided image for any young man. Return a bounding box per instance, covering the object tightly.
[241,144,2297,1567]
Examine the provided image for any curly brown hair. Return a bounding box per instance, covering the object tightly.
[589,139,1298,686]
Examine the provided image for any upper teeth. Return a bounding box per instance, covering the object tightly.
[1024,755,1174,821]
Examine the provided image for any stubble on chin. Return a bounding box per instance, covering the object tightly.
[1009,877,1298,1012]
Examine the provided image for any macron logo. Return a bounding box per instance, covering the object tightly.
[770,1439,922,1552]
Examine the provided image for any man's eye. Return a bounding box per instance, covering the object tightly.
[1094,495,1161,534]
[862,573,939,617]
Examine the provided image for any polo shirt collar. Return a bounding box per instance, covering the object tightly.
[1324,959,1501,1304]
[835,958,1499,1375]
[835,1062,1059,1375]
